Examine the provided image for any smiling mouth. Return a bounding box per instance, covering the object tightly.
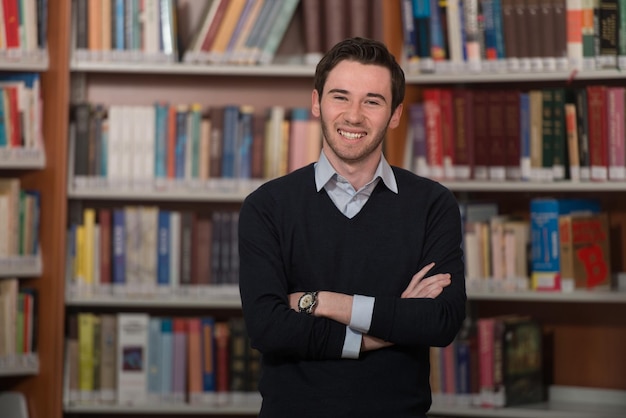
[338,129,366,140]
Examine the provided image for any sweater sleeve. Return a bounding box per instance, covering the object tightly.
[238,187,347,360]
[368,186,467,347]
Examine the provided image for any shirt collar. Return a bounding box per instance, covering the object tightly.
[314,151,398,194]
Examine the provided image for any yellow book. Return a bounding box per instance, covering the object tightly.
[74,225,86,287]
[83,208,96,287]
[78,313,95,402]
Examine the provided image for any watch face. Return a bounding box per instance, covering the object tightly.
[299,294,314,309]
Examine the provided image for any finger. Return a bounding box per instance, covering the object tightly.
[402,262,436,297]
[404,273,451,299]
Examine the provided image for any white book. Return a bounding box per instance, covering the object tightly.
[142,0,160,55]
[116,313,150,406]
[143,106,156,186]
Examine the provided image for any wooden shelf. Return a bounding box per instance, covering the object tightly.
[70,60,316,77]
[405,68,626,85]
[442,180,626,193]
[0,148,46,169]
[0,255,43,278]
[0,50,48,71]
[64,399,261,415]
[468,289,626,304]
[67,179,262,202]
[65,285,242,309]
[0,353,39,377]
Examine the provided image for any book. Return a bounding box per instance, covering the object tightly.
[187,317,203,404]
[500,316,544,406]
[116,313,149,405]
[530,198,601,291]
[99,314,117,403]
[559,212,611,290]
[301,0,323,64]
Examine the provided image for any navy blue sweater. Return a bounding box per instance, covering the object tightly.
[238,164,466,417]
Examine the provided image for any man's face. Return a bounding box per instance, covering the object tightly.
[311,60,402,167]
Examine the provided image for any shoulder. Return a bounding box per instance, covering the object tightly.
[391,166,452,198]
[243,164,316,207]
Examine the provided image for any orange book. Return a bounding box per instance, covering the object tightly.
[187,318,203,404]
[208,0,247,61]
[88,0,103,51]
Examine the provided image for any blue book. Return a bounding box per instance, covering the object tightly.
[221,105,240,178]
[114,0,125,50]
[412,0,431,58]
[0,87,7,147]
[400,0,418,61]
[200,316,216,392]
[154,103,168,178]
[237,107,254,179]
[157,210,170,287]
[530,198,600,290]
[112,208,126,285]
[174,107,188,179]
[160,317,174,401]
[147,317,162,400]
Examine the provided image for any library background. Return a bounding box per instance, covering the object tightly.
[1,0,626,417]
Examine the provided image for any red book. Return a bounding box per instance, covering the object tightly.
[167,105,176,178]
[473,91,490,180]
[3,0,20,48]
[487,91,506,181]
[586,86,608,181]
[439,89,456,180]
[423,88,444,180]
[214,321,230,393]
[504,90,522,180]
[452,88,475,180]
[200,0,230,52]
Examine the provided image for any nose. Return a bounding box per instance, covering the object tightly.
[344,102,364,124]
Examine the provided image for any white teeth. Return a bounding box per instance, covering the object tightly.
[339,130,364,139]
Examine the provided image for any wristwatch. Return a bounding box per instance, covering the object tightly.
[298,291,319,314]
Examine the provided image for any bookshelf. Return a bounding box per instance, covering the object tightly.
[0,3,70,418]
[1,0,619,417]
[385,1,626,416]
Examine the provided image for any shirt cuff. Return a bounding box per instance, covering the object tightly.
[349,294,375,333]
[341,326,362,359]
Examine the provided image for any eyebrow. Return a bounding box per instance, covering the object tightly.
[327,88,388,103]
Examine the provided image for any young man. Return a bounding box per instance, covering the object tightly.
[238,37,466,417]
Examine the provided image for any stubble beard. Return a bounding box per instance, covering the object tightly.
[320,111,389,164]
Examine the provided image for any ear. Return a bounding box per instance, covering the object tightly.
[311,89,321,117]
[388,103,403,129]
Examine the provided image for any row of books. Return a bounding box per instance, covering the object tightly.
[400,0,626,74]
[0,73,43,150]
[404,85,626,183]
[431,314,545,408]
[70,102,321,191]
[0,0,47,52]
[72,0,179,63]
[0,178,41,258]
[0,278,38,358]
[461,198,612,293]
[183,0,300,65]
[67,206,240,297]
[65,313,260,406]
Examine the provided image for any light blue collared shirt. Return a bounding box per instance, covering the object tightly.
[314,151,398,358]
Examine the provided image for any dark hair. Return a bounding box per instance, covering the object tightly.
[314,37,406,111]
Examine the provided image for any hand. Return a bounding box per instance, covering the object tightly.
[401,262,451,299]
[289,292,304,311]
[361,334,393,352]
